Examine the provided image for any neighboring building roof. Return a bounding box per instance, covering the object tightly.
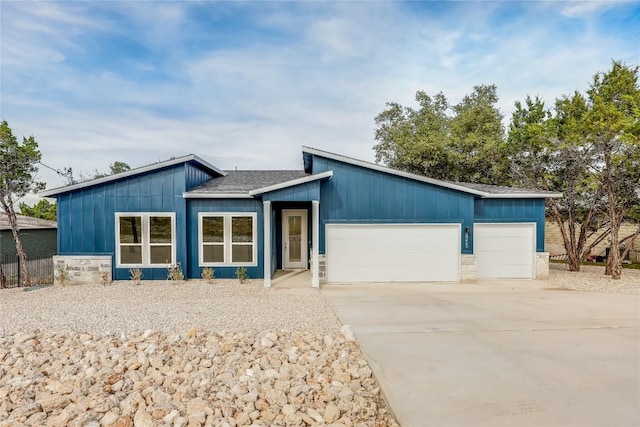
[40,154,225,197]
[0,214,57,230]
[302,146,563,199]
[184,170,310,198]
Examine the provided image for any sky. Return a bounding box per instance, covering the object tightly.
[1,0,639,196]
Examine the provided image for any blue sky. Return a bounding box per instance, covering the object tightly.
[1,1,638,193]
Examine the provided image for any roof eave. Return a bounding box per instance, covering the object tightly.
[301,146,488,197]
[182,192,253,199]
[248,170,333,196]
[40,154,225,197]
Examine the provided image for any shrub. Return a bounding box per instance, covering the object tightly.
[235,266,248,284]
[167,262,185,281]
[129,268,143,285]
[201,267,215,283]
[100,271,111,286]
[56,264,69,286]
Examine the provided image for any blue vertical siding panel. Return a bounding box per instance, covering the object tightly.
[261,181,320,202]
[310,156,475,254]
[186,199,264,279]
[184,163,216,191]
[474,198,546,252]
[53,164,189,281]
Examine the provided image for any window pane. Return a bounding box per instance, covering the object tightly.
[232,217,253,243]
[232,244,253,263]
[203,217,224,243]
[119,217,141,243]
[120,245,142,264]
[150,216,172,243]
[150,245,172,264]
[203,245,224,263]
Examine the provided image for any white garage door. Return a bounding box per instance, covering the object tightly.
[474,223,535,279]
[326,224,460,283]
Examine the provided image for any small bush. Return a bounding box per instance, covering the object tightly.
[167,262,185,281]
[100,271,111,286]
[129,268,143,285]
[236,266,248,284]
[201,267,215,283]
[57,264,69,286]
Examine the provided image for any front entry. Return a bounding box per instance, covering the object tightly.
[282,209,308,269]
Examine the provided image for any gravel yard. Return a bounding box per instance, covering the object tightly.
[0,280,341,336]
[548,263,640,294]
[0,280,398,427]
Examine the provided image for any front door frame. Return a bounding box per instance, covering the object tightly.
[282,209,308,269]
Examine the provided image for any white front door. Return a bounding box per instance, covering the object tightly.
[282,210,308,269]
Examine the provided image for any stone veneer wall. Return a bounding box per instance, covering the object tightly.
[460,254,477,282]
[318,255,326,283]
[53,255,112,285]
[536,252,550,280]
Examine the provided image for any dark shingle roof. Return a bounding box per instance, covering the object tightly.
[188,170,309,194]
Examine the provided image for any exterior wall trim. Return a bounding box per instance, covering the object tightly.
[249,171,333,196]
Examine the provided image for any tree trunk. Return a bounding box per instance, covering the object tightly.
[0,260,6,288]
[0,199,31,287]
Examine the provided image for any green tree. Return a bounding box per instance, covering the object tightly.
[587,61,640,279]
[19,199,57,221]
[507,61,640,279]
[92,161,131,179]
[0,120,46,287]
[374,85,508,184]
[507,94,604,272]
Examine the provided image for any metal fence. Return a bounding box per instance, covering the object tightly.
[0,253,54,288]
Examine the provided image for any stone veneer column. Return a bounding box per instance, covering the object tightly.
[460,254,477,282]
[536,252,550,279]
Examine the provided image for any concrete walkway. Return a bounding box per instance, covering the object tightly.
[322,282,640,427]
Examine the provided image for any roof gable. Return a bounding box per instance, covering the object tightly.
[41,154,224,197]
[302,146,562,199]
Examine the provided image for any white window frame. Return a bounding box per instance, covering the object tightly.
[115,212,176,268]
[199,212,258,267]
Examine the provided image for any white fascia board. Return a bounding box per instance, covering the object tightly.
[182,192,253,199]
[301,146,488,196]
[301,146,563,199]
[40,154,226,197]
[248,170,333,196]
[485,192,564,199]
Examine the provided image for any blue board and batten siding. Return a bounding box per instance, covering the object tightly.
[308,156,477,254]
[186,199,264,279]
[474,198,546,252]
[56,163,216,280]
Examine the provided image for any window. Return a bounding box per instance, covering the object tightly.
[116,213,175,267]
[199,213,257,266]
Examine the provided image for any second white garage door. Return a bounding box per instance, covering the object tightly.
[325,224,460,283]
[474,223,536,279]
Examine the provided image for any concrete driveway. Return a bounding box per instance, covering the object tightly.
[322,282,640,427]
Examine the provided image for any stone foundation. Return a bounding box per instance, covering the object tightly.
[53,256,112,285]
[460,254,477,282]
[536,252,550,280]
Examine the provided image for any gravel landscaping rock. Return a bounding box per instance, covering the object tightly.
[548,263,640,294]
[0,280,399,426]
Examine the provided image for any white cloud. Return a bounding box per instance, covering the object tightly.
[560,0,634,17]
[1,1,637,195]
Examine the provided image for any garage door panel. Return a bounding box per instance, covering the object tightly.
[474,237,533,252]
[474,223,535,279]
[326,224,460,283]
[475,225,534,238]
